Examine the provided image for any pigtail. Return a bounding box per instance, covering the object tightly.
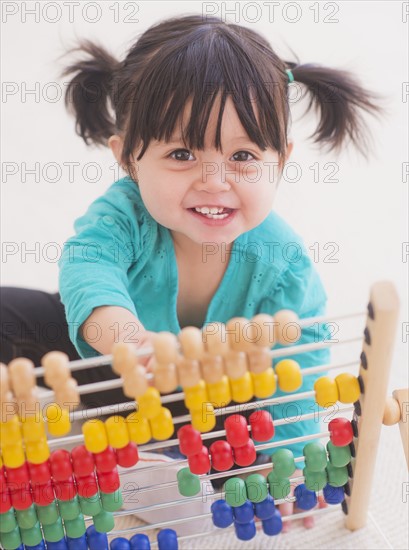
[286,61,386,158]
[60,40,119,147]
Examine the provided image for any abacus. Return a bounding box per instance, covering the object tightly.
[0,280,407,550]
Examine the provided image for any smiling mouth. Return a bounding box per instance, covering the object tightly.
[188,207,234,219]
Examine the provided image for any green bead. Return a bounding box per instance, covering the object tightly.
[20,521,42,546]
[92,510,115,533]
[271,449,296,478]
[0,509,17,533]
[327,441,351,467]
[303,442,328,472]
[43,516,64,542]
[326,463,349,487]
[58,496,81,520]
[100,490,123,512]
[15,504,38,530]
[177,468,201,497]
[0,526,22,549]
[303,467,328,491]
[224,477,247,507]
[64,513,86,538]
[79,494,102,516]
[267,471,291,500]
[245,474,268,503]
[36,501,59,525]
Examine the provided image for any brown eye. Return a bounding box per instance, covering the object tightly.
[169,149,193,161]
[233,151,255,162]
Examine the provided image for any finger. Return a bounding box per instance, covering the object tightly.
[302,514,315,529]
[279,501,293,533]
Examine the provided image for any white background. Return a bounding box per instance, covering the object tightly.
[1,1,408,393]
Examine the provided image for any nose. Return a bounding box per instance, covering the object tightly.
[193,161,233,192]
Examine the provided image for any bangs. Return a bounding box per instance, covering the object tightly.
[123,26,289,163]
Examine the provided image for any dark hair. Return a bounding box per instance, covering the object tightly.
[60,14,386,177]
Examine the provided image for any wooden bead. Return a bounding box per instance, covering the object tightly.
[153,331,179,364]
[226,317,256,353]
[251,369,276,399]
[249,314,276,347]
[16,387,41,419]
[0,391,18,422]
[41,351,70,387]
[229,372,254,403]
[54,378,80,409]
[383,397,401,425]
[176,358,201,388]
[184,381,208,411]
[224,351,248,380]
[273,310,300,345]
[0,363,10,397]
[111,343,139,376]
[335,373,361,404]
[247,349,271,374]
[178,327,205,360]
[275,359,302,392]
[314,376,339,408]
[200,354,224,384]
[202,322,230,357]
[122,365,148,398]
[153,362,179,394]
[206,376,232,408]
[8,358,35,396]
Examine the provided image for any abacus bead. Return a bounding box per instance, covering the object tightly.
[157,529,178,550]
[58,496,81,520]
[100,489,123,512]
[149,407,174,441]
[111,343,138,376]
[178,327,205,360]
[41,351,70,386]
[200,355,224,384]
[46,405,71,437]
[1,445,25,469]
[251,369,276,399]
[203,322,229,357]
[94,447,117,473]
[188,446,211,475]
[262,510,283,536]
[54,378,80,410]
[0,526,22,549]
[93,509,115,533]
[78,494,102,516]
[267,471,291,500]
[5,462,29,485]
[42,516,65,542]
[129,533,151,550]
[329,417,354,446]
[233,440,256,467]
[206,376,231,407]
[383,397,401,425]
[249,410,274,442]
[176,358,201,388]
[105,416,129,449]
[76,473,98,498]
[245,473,268,503]
[20,521,44,546]
[0,507,17,532]
[323,484,345,504]
[250,314,276,347]
[26,439,50,465]
[224,415,249,448]
[126,412,151,445]
[36,500,59,525]
[0,416,22,446]
[303,468,328,491]
[183,381,208,411]
[234,520,256,541]
[294,483,317,510]
[33,481,55,506]
[326,441,351,467]
[275,360,302,392]
[224,351,248,380]
[211,499,234,528]
[21,416,46,443]
[8,358,35,396]
[314,376,339,408]
[271,449,296,478]
[123,366,148,399]
[247,348,272,374]
[86,525,108,549]
[53,477,76,502]
[50,450,72,481]
[254,494,276,520]
[224,477,247,507]
[15,503,37,529]
[326,463,348,487]
[153,364,178,394]
[115,442,139,468]
[0,489,12,513]
[191,405,216,433]
[274,310,300,345]
[303,442,328,472]
[229,372,254,403]
[10,486,33,511]
[110,538,131,550]
[335,373,361,404]
[176,467,201,497]
[177,425,202,456]
[137,388,162,420]
[0,395,18,423]
[233,499,254,523]
[0,363,10,395]
[82,419,108,453]
[226,317,255,353]
[71,445,94,477]
[209,440,234,471]
[67,535,87,550]
[98,469,120,493]
[64,513,86,538]
[153,332,179,364]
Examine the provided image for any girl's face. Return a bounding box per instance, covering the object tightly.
[110,96,292,254]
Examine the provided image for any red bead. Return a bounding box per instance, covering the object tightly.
[188,446,211,475]
[76,473,98,498]
[32,480,55,506]
[28,460,52,486]
[209,440,234,471]
[0,489,12,513]
[249,410,274,442]
[10,486,33,510]
[94,447,117,473]
[71,445,95,477]
[224,415,249,448]
[177,425,203,456]
[53,477,76,501]
[0,467,7,492]
[50,449,73,481]
[97,469,120,493]
[329,417,354,446]
[5,463,30,487]
[233,440,256,467]
[115,442,139,468]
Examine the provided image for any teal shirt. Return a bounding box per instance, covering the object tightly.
[58,175,330,462]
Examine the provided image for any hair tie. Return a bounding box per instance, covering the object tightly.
[285,68,295,83]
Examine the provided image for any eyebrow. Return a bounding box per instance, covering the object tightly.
[159,135,254,146]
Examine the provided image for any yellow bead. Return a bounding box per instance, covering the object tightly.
[149,407,174,441]
[126,411,152,445]
[191,403,216,433]
[2,443,25,468]
[275,360,302,392]
[137,388,162,420]
[335,373,361,404]
[251,368,277,399]
[0,454,2,468]
[314,376,339,408]
[184,381,208,411]
[0,415,22,447]
[105,416,130,449]
[21,415,46,443]
[206,376,232,408]
[25,438,50,464]
[45,405,71,437]
[229,372,254,403]
[82,419,108,453]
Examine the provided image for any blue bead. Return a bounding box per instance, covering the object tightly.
[157,528,178,550]
[110,538,131,550]
[24,543,46,550]
[47,539,68,550]
[294,483,317,510]
[87,525,109,550]
[254,494,276,520]
[129,533,151,550]
[67,535,88,550]
[232,500,254,524]
[211,499,234,528]
[262,510,283,536]
[323,483,345,504]
[234,520,256,541]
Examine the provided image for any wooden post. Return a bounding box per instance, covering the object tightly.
[392,388,409,469]
[344,281,400,531]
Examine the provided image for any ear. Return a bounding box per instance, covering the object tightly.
[108,135,124,166]
[285,141,294,163]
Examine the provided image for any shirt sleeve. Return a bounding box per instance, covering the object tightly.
[257,253,331,468]
[58,194,141,359]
